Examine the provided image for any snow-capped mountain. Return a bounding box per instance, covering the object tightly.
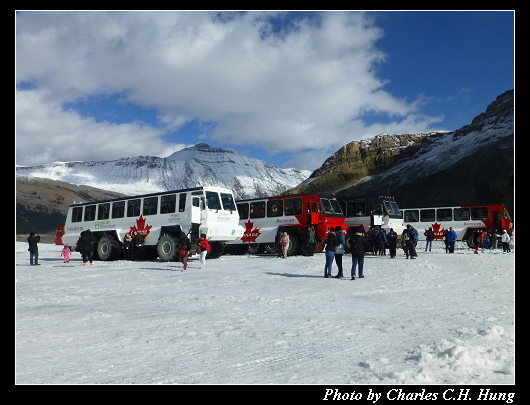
[16,143,311,199]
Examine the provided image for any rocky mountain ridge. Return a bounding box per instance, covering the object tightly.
[290,89,514,216]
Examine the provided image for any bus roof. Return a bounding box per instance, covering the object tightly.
[236,192,338,203]
[68,186,235,208]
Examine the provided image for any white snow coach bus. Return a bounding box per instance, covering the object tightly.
[336,195,404,241]
[62,186,244,261]
[400,203,513,248]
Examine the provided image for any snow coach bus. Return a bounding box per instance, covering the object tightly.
[400,204,513,248]
[224,193,348,256]
[62,186,245,261]
[336,195,404,235]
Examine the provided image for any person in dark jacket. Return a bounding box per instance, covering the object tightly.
[27,232,40,265]
[131,230,143,260]
[424,227,435,252]
[403,225,417,259]
[178,232,191,271]
[333,226,346,278]
[324,230,338,278]
[387,228,398,258]
[349,231,369,279]
[78,229,96,266]
[305,226,316,256]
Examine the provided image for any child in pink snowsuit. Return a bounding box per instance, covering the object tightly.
[61,244,72,263]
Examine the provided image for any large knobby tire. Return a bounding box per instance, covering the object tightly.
[157,234,180,261]
[96,235,121,261]
[285,234,301,256]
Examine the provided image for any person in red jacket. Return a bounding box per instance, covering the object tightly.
[197,234,211,269]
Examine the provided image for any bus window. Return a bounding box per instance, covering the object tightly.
[237,203,249,220]
[160,194,176,214]
[420,209,435,222]
[84,205,96,221]
[471,206,489,220]
[267,200,283,217]
[72,207,83,223]
[205,192,221,210]
[354,201,365,216]
[454,208,470,221]
[127,199,141,217]
[97,203,110,220]
[112,201,125,219]
[285,197,302,216]
[143,197,158,216]
[179,194,187,212]
[437,208,452,222]
[330,199,343,215]
[321,199,332,214]
[404,210,419,223]
[250,201,265,219]
[220,193,236,211]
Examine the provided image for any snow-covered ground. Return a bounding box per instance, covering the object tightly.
[15,241,514,384]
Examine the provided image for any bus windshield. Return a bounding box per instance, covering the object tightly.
[321,198,344,215]
[220,193,236,211]
[384,200,400,216]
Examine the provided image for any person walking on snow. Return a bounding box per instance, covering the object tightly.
[178,232,191,271]
[197,234,211,268]
[61,244,72,263]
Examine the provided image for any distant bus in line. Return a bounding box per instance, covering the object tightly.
[399,204,513,248]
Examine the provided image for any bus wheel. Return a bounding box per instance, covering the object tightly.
[157,234,179,261]
[97,235,120,261]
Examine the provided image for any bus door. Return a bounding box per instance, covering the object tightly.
[191,196,201,224]
[492,209,503,233]
[309,201,319,225]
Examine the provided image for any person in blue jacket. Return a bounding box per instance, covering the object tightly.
[446,226,457,253]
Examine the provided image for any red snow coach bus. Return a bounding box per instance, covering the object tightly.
[224,193,348,256]
[400,203,513,248]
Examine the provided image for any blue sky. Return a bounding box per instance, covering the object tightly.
[16,11,514,170]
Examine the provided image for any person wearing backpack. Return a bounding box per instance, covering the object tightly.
[178,232,191,271]
[349,231,369,280]
[403,225,417,259]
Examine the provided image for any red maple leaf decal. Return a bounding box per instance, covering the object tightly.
[241,219,261,243]
[130,214,152,242]
[427,222,447,240]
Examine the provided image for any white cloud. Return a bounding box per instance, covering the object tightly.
[15,89,184,165]
[16,11,441,168]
